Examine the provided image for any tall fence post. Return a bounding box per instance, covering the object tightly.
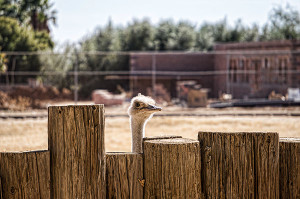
[279,137,300,198]
[106,153,143,198]
[0,151,50,199]
[48,105,106,198]
[143,136,202,198]
[198,132,279,199]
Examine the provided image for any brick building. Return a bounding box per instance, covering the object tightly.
[214,40,300,99]
[129,40,300,99]
[130,53,214,98]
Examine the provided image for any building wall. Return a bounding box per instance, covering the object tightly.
[130,40,300,99]
[130,53,214,71]
[130,53,215,98]
[214,40,300,98]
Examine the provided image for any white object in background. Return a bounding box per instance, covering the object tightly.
[288,88,300,101]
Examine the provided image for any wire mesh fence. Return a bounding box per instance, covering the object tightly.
[1,50,300,104]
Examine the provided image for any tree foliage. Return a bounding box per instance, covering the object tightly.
[2,2,300,95]
[119,19,155,51]
[0,16,53,51]
[0,0,55,83]
[0,0,57,32]
[39,43,75,89]
[80,4,300,55]
[0,53,8,72]
[264,4,300,40]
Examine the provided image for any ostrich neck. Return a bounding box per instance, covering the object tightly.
[130,116,147,153]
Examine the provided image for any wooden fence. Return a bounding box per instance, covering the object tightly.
[0,105,299,198]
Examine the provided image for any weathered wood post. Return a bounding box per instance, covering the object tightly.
[106,153,143,198]
[279,137,300,198]
[143,136,202,198]
[0,151,50,199]
[198,132,279,199]
[48,105,105,198]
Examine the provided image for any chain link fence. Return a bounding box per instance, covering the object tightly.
[0,50,300,105]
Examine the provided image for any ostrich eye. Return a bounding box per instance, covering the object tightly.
[135,102,141,108]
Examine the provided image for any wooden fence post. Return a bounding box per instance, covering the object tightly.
[48,105,106,199]
[198,132,279,199]
[279,137,300,198]
[143,136,202,198]
[0,151,50,199]
[106,153,143,198]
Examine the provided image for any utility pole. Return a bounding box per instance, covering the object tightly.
[152,54,156,98]
[226,54,230,95]
[74,51,79,104]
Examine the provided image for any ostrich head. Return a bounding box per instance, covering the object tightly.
[128,93,161,153]
[128,93,162,121]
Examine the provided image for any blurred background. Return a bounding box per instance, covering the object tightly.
[1,0,300,152]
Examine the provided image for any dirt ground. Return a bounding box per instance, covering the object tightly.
[1,108,300,152]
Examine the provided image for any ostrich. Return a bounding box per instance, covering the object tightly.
[128,94,162,153]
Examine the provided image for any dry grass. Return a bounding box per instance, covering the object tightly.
[0,115,299,152]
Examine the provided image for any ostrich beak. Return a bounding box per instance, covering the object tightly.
[146,104,162,111]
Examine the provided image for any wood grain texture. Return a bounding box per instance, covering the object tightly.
[106,153,143,199]
[143,137,202,198]
[0,151,50,199]
[48,105,105,199]
[198,132,279,199]
[279,137,300,199]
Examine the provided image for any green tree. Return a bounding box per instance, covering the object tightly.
[0,16,53,84]
[78,20,129,98]
[19,0,57,32]
[0,16,37,51]
[243,23,260,42]
[39,43,75,89]
[210,18,231,42]
[264,4,300,40]
[0,53,8,72]
[195,24,214,51]
[155,20,177,50]
[0,0,57,32]
[119,19,155,51]
[0,0,19,18]
[0,16,53,51]
[173,21,196,50]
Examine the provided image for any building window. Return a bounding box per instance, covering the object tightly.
[229,60,233,82]
[279,59,282,83]
[245,59,250,83]
[277,57,288,84]
[240,59,245,82]
[252,59,260,86]
[229,59,237,83]
[284,59,288,84]
[233,65,237,83]
[229,59,238,83]
[264,58,269,69]
[266,57,273,83]
[281,58,288,84]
